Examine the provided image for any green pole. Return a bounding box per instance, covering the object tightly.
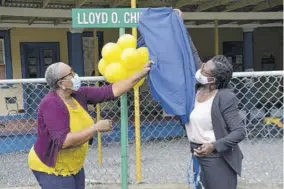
[119,27,128,189]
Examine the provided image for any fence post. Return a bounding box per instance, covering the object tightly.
[119,27,129,189]
[93,29,103,165]
[131,0,142,183]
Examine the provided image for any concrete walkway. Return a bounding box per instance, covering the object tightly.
[1,184,283,189]
[1,184,189,189]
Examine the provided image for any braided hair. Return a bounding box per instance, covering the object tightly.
[210,55,234,89]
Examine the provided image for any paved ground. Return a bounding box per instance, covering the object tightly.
[1,184,283,189]
[0,184,190,189]
[0,138,283,188]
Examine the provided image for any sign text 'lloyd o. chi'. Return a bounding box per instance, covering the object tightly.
[72,8,143,28]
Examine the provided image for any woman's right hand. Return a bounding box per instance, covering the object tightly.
[94,119,112,132]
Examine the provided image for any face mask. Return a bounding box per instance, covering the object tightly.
[70,74,81,91]
[195,69,215,85]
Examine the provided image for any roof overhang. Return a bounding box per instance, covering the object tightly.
[0,7,282,20]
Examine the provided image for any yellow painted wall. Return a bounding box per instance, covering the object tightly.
[102,28,120,42]
[189,27,283,71]
[10,28,69,79]
[189,28,243,62]
[8,27,283,79]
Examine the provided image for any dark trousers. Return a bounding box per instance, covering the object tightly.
[197,156,237,189]
[190,142,237,189]
[32,168,85,189]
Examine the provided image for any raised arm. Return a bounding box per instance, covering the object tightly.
[112,70,147,97]
[174,8,202,70]
[80,63,151,103]
[187,31,202,70]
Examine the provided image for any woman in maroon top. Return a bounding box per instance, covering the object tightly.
[29,62,150,189]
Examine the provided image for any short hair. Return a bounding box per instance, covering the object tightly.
[210,55,233,89]
[45,63,62,91]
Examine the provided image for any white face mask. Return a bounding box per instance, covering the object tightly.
[195,69,215,85]
[71,74,81,91]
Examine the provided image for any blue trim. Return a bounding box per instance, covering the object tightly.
[243,31,254,70]
[67,32,84,76]
[0,121,184,153]
[97,31,104,60]
[19,43,28,78]
[0,134,37,154]
[0,30,13,79]
[67,32,72,66]
[0,113,30,121]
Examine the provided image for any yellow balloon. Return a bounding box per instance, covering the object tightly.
[104,62,127,83]
[121,48,140,70]
[127,69,136,78]
[102,43,122,62]
[137,47,149,64]
[117,34,137,50]
[98,59,108,75]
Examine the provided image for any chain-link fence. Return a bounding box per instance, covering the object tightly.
[0,71,283,188]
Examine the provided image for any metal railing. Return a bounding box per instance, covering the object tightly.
[0,71,283,188]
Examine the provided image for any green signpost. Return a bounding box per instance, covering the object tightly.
[72,8,138,189]
[72,8,142,28]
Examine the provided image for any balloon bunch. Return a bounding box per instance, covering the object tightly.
[98,34,149,88]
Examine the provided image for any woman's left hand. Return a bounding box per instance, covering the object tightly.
[136,62,152,79]
[111,61,152,97]
[193,143,215,157]
[173,9,183,18]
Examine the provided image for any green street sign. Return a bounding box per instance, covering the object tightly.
[72,8,143,28]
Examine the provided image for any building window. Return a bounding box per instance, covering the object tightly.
[223,41,244,72]
[261,53,276,71]
[0,38,5,79]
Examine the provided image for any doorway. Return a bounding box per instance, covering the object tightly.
[20,42,60,78]
[20,42,60,117]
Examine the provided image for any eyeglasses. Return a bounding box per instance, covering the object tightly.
[56,69,75,84]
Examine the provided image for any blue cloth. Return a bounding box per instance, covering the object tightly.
[138,8,196,124]
[186,155,205,189]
